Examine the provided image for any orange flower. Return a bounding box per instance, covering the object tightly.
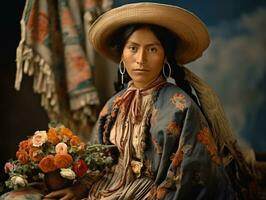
[60,127,73,140]
[19,139,31,152]
[54,154,73,168]
[47,128,60,145]
[29,147,43,162]
[38,155,57,173]
[70,135,81,146]
[16,150,29,164]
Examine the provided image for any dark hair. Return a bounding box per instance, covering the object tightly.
[111,23,199,106]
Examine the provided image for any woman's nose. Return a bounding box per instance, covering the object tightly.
[136,49,146,65]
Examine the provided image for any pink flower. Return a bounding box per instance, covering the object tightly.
[55,142,68,155]
[4,162,15,173]
[32,131,48,147]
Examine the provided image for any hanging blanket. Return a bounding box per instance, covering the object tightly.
[15,0,113,139]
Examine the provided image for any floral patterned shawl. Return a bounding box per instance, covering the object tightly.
[95,82,256,199]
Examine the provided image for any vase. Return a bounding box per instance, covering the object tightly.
[44,170,73,191]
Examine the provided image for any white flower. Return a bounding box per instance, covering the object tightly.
[60,168,76,180]
[10,176,28,188]
[55,142,68,155]
[32,130,48,147]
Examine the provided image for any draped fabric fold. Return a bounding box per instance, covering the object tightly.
[15,0,113,139]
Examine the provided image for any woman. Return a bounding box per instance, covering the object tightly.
[2,2,256,200]
[45,3,257,199]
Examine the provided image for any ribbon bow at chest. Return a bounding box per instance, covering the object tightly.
[114,77,166,124]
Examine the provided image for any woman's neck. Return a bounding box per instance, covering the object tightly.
[132,75,164,89]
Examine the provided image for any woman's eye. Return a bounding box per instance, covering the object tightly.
[148,47,157,53]
[128,46,137,52]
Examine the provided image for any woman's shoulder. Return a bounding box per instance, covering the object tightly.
[106,89,125,104]
[156,83,194,109]
[159,82,187,94]
[100,89,126,113]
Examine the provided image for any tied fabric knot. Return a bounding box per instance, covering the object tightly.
[114,76,166,124]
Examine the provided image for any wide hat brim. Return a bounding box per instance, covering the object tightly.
[88,3,210,65]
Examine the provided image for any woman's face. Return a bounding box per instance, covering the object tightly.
[122,28,165,88]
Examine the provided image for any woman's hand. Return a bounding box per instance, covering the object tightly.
[43,183,88,200]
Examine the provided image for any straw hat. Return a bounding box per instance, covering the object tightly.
[88,2,210,65]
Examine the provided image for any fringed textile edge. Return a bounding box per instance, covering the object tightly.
[15,8,100,124]
[71,91,100,124]
[15,43,59,115]
[15,42,100,124]
[70,89,100,110]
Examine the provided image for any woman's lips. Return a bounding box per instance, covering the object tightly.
[133,69,149,72]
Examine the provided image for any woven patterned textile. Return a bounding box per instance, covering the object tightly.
[15,0,113,139]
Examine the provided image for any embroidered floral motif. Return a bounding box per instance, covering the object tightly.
[182,145,192,155]
[174,173,182,183]
[197,127,221,165]
[27,10,49,43]
[166,170,175,179]
[166,121,181,136]
[156,178,175,199]
[146,186,157,200]
[62,7,75,26]
[156,187,168,200]
[170,93,187,111]
[152,137,163,154]
[170,147,184,167]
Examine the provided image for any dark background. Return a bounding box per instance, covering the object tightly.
[0,1,49,182]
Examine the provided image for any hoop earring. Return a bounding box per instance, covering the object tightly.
[119,60,126,84]
[163,61,171,79]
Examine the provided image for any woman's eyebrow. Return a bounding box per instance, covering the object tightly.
[126,41,161,47]
[146,43,161,47]
[126,41,140,46]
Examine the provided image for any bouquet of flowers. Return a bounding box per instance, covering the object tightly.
[4,124,116,190]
